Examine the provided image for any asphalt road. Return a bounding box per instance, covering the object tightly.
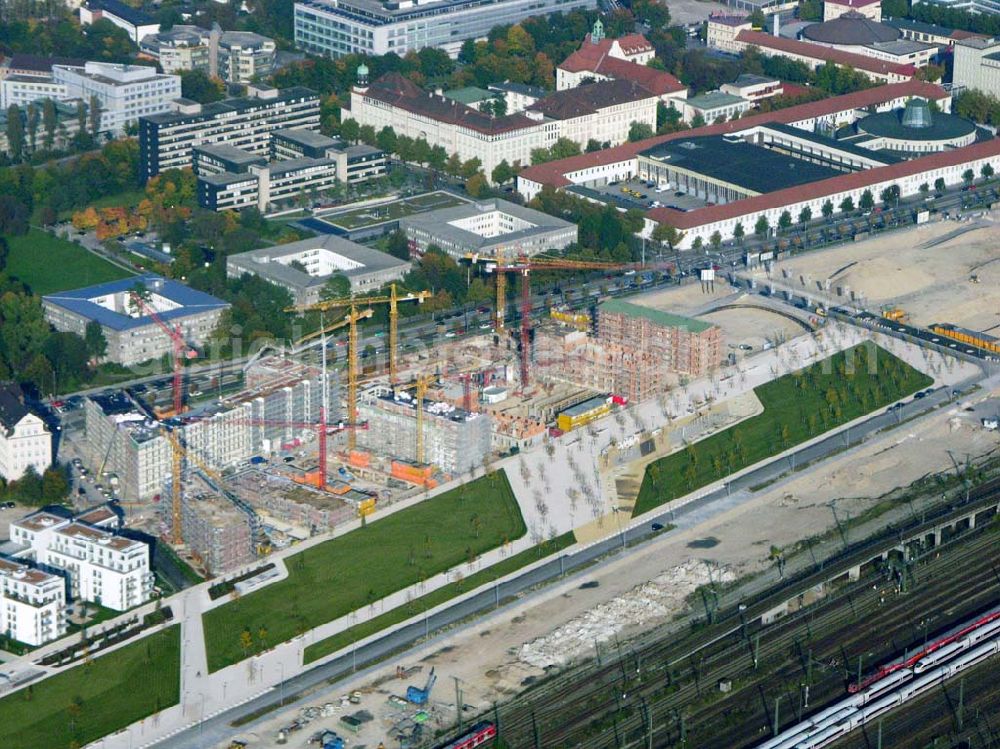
[155,364,976,749]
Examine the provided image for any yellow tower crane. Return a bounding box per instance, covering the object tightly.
[297,284,431,384]
[396,374,435,464]
[286,303,375,451]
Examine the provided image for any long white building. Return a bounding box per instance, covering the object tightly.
[9,510,152,612]
[294,0,596,58]
[347,72,658,179]
[0,383,52,482]
[515,80,1000,250]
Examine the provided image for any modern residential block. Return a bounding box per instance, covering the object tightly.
[138,85,321,180]
[9,510,152,612]
[0,558,67,646]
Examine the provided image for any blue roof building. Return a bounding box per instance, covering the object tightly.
[43,275,229,366]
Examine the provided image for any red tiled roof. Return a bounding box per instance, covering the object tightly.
[778,81,814,98]
[362,72,536,136]
[737,30,917,77]
[559,47,685,95]
[518,79,948,188]
[647,137,1000,229]
[582,32,653,56]
[951,29,987,41]
[527,79,658,119]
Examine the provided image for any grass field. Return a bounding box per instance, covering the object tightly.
[203,471,527,672]
[0,626,180,749]
[324,191,466,230]
[633,343,933,516]
[6,229,133,296]
[54,189,147,222]
[304,531,576,664]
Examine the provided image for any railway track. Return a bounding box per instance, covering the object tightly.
[465,482,1000,749]
[834,652,1000,748]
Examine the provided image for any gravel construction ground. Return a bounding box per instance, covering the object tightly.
[232,378,1000,749]
[758,217,1000,332]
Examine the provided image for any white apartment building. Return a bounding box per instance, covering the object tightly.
[348,72,657,179]
[0,558,66,646]
[10,511,152,612]
[217,31,276,84]
[954,36,1000,97]
[0,76,68,110]
[0,383,52,482]
[139,25,212,74]
[52,62,180,135]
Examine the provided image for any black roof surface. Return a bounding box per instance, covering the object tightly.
[640,136,842,193]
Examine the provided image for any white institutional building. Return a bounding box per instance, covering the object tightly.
[9,510,152,612]
[347,70,658,179]
[0,383,52,482]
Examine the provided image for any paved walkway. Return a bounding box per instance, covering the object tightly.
[47,320,978,748]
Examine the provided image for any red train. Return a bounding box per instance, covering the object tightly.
[435,721,497,749]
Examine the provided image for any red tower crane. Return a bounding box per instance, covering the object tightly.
[465,253,675,390]
[128,289,197,545]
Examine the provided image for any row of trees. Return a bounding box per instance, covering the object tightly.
[0,464,70,507]
[3,97,104,165]
[0,16,136,63]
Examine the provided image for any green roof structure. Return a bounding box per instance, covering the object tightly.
[599,299,714,333]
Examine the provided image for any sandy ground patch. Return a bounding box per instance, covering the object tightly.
[762,219,1000,332]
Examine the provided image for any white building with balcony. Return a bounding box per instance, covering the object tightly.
[9,510,152,612]
[0,558,66,646]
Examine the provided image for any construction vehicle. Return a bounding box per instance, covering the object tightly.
[881,306,907,322]
[406,667,437,705]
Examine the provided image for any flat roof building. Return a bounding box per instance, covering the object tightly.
[400,198,577,259]
[42,275,229,366]
[227,236,410,303]
[139,86,320,180]
[294,0,597,59]
[79,0,160,44]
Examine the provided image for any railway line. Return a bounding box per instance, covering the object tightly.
[452,480,1000,749]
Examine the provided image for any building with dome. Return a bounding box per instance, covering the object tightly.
[824,0,881,22]
[842,98,980,154]
[799,11,936,67]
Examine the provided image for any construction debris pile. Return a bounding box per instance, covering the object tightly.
[518,560,736,669]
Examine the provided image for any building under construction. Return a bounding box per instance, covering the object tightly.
[83,357,337,502]
[534,300,722,402]
[356,385,491,477]
[173,472,256,575]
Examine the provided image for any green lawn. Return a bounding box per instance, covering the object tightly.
[633,343,933,516]
[54,189,146,222]
[203,471,527,672]
[304,531,576,664]
[0,626,180,749]
[326,191,466,230]
[5,229,133,296]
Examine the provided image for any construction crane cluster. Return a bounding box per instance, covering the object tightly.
[465,250,674,389]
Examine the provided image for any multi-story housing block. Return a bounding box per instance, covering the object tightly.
[138,85,321,180]
[9,510,152,612]
[0,558,66,646]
